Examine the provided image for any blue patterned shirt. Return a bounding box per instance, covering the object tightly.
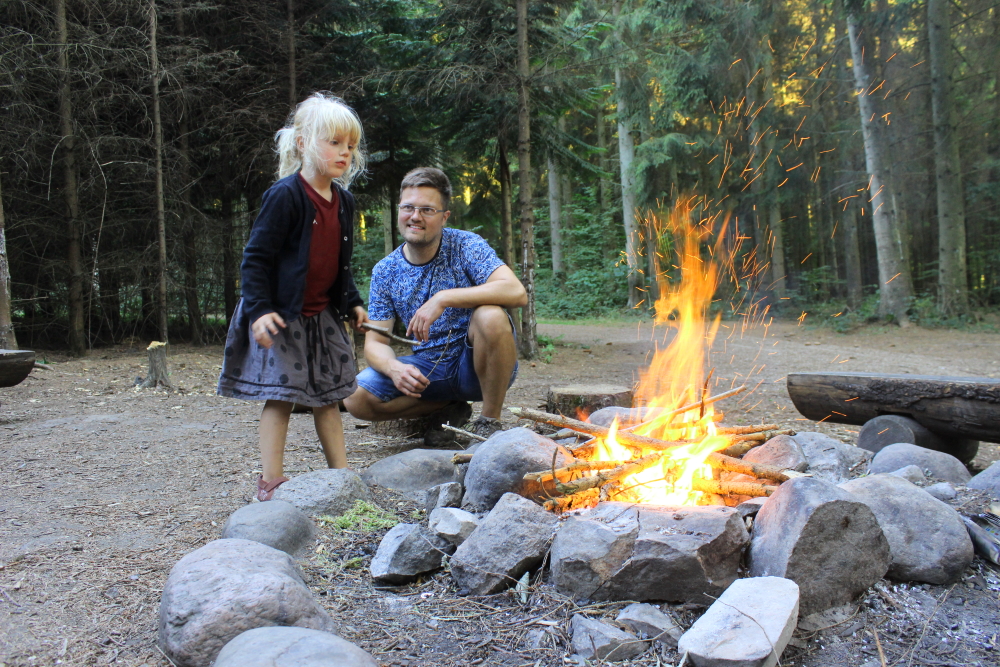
[368,228,506,360]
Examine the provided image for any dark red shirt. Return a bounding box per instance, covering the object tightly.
[300,175,341,317]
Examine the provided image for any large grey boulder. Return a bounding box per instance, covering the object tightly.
[968,461,1000,498]
[361,449,459,501]
[450,493,559,595]
[869,443,971,485]
[840,474,973,584]
[678,576,799,667]
[551,503,749,604]
[744,435,808,472]
[748,477,889,615]
[428,507,479,547]
[370,524,454,585]
[570,614,645,662]
[857,414,978,463]
[794,432,871,483]
[213,627,376,667]
[159,539,334,667]
[615,604,683,647]
[221,501,315,555]
[461,428,571,511]
[272,469,371,517]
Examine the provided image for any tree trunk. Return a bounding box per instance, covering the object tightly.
[382,204,394,256]
[498,134,515,267]
[769,203,786,297]
[547,151,563,274]
[287,0,296,107]
[0,173,16,350]
[846,11,913,324]
[150,0,169,343]
[614,1,642,309]
[596,101,611,216]
[843,205,864,309]
[222,194,237,326]
[177,1,202,345]
[56,0,85,356]
[928,0,968,316]
[516,0,538,359]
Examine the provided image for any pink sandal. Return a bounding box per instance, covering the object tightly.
[256,475,289,502]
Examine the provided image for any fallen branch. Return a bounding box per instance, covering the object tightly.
[714,423,778,435]
[360,322,420,346]
[441,423,487,442]
[705,452,792,483]
[452,452,474,464]
[691,477,778,497]
[524,459,626,483]
[555,452,665,495]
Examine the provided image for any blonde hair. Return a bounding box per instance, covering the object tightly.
[274,92,366,185]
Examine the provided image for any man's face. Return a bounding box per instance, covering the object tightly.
[398,186,450,249]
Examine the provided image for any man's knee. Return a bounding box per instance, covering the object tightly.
[343,388,377,420]
[470,305,512,341]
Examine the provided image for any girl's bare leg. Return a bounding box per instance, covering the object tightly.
[260,399,294,482]
[313,403,348,469]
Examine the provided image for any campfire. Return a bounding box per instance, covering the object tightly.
[512,197,800,512]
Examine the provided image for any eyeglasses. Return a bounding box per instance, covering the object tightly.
[398,205,446,217]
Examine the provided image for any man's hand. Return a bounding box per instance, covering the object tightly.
[251,312,287,349]
[406,295,446,343]
[348,305,369,333]
[389,359,430,397]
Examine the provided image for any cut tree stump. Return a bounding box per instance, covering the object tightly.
[546,384,633,418]
[857,414,978,464]
[138,341,173,389]
[787,372,1000,444]
[0,349,35,388]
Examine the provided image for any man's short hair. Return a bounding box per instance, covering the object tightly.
[400,167,452,211]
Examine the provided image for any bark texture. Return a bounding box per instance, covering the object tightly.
[150,0,169,342]
[516,0,538,359]
[613,0,642,308]
[0,174,16,349]
[547,152,563,274]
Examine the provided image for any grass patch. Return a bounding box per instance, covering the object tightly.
[317,500,399,533]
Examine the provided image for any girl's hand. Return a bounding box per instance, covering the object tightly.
[252,312,287,348]
[349,306,369,333]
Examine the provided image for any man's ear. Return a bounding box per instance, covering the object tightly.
[442,210,451,225]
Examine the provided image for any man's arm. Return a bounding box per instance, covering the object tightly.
[407,265,527,342]
[363,318,430,398]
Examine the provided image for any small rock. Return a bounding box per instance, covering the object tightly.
[361,449,460,502]
[924,482,957,502]
[428,507,479,547]
[967,461,1000,499]
[158,539,334,667]
[736,497,769,518]
[272,469,371,517]
[840,474,973,584]
[869,444,970,485]
[220,501,315,555]
[551,503,749,604]
[522,627,558,650]
[795,432,871,483]
[888,464,927,485]
[678,576,799,667]
[796,604,857,632]
[213,626,376,667]
[450,493,558,595]
[744,434,808,472]
[461,428,571,511]
[424,482,464,513]
[616,603,682,647]
[370,524,454,585]
[748,477,889,615]
[570,614,645,662]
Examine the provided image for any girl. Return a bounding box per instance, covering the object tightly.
[218,93,368,501]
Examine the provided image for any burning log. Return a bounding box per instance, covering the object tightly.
[554,452,665,495]
[508,407,687,452]
[621,385,748,432]
[715,424,778,435]
[691,478,778,498]
[542,488,601,513]
[523,459,625,483]
[706,452,792,483]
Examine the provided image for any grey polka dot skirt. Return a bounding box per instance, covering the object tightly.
[217,300,358,407]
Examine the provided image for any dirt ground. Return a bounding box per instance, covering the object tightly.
[2,319,999,666]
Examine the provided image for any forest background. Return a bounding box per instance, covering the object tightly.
[1,0,998,360]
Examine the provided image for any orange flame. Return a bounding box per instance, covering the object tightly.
[590,197,734,505]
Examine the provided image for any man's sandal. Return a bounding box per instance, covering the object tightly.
[256,475,289,502]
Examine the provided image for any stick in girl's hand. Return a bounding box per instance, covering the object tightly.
[360,322,420,346]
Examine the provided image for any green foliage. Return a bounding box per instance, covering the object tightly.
[317,500,399,533]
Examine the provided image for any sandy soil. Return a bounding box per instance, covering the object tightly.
[1,320,998,666]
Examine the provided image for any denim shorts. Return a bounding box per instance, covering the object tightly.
[356,319,518,403]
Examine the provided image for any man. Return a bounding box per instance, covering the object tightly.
[343,167,527,439]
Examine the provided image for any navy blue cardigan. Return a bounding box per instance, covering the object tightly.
[239,173,364,326]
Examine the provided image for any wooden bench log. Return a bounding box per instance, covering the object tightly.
[857,414,978,463]
[0,349,35,388]
[786,372,1000,443]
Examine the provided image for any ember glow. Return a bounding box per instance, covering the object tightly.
[591,198,734,506]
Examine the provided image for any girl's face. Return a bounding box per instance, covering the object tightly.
[314,133,354,180]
